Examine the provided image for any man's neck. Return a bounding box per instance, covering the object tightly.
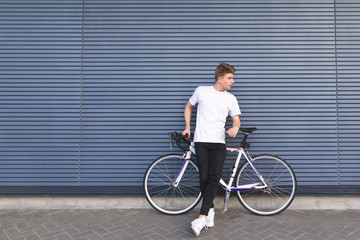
[213,83,225,92]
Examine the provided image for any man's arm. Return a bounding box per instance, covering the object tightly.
[182,101,193,139]
[226,115,240,138]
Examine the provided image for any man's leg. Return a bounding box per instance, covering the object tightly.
[194,143,210,200]
[199,143,226,215]
[191,143,210,236]
[191,143,226,236]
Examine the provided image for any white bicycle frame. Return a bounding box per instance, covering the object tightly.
[173,142,268,191]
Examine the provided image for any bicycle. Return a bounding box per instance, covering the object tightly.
[143,128,297,216]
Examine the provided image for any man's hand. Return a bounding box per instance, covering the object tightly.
[226,127,239,138]
[182,129,191,139]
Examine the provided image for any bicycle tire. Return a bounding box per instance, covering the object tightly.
[143,154,201,215]
[235,154,297,216]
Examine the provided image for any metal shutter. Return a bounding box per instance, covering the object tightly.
[336,1,360,185]
[222,1,339,187]
[0,1,83,186]
[81,0,193,186]
[81,1,338,189]
[1,0,359,194]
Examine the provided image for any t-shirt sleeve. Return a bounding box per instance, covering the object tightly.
[189,87,200,106]
[229,95,241,117]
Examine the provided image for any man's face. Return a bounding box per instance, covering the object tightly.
[218,73,234,90]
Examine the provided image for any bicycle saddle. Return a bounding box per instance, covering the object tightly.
[240,127,257,134]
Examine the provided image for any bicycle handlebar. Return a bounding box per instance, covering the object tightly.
[169,132,190,151]
[169,127,257,151]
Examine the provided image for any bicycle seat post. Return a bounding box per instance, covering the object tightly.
[240,133,249,149]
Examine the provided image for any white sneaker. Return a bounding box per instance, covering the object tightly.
[191,218,207,236]
[206,208,215,228]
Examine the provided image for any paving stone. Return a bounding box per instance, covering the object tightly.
[70,230,94,239]
[87,233,103,240]
[11,237,25,240]
[0,229,10,240]
[24,233,40,240]
[256,229,279,239]
[318,229,338,239]
[287,229,307,239]
[295,234,325,240]
[0,209,360,239]
[53,232,72,240]
[4,225,21,238]
[349,228,360,239]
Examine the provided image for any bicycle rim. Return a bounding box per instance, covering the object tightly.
[236,155,296,216]
[143,154,201,215]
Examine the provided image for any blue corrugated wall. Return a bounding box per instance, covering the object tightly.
[0,0,359,194]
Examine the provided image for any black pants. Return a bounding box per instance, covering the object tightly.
[195,142,226,216]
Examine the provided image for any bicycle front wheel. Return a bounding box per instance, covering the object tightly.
[143,154,201,215]
[236,155,297,216]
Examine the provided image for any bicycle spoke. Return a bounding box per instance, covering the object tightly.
[152,186,173,198]
[152,166,175,182]
[271,168,292,183]
[267,161,280,179]
[271,185,293,196]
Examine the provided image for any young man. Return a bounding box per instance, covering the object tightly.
[182,63,241,236]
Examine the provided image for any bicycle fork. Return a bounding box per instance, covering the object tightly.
[172,151,192,188]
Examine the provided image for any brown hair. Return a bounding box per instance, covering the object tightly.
[215,62,236,82]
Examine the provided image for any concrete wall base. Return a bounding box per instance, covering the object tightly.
[0,196,359,210]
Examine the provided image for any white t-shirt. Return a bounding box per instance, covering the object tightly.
[189,86,241,144]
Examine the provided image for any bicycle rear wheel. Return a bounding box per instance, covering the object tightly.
[143,154,201,215]
[236,155,296,216]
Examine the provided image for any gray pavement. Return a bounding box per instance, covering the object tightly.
[0,208,359,240]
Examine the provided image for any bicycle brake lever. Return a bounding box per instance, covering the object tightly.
[169,134,173,149]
